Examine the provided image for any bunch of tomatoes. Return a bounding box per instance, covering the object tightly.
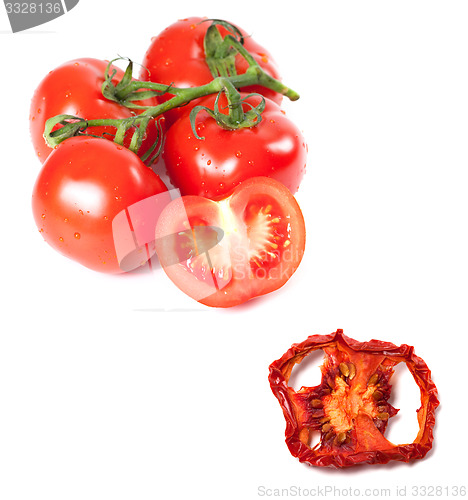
[30,17,308,308]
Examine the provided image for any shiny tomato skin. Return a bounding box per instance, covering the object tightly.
[163,93,307,200]
[32,136,168,274]
[29,58,164,164]
[140,17,282,126]
[155,176,306,307]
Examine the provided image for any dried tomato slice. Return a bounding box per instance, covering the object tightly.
[268,330,439,468]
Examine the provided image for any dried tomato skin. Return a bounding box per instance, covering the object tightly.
[268,330,439,469]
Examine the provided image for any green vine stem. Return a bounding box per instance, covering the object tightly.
[44,20,300,161]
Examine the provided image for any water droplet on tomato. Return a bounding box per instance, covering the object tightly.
[37,108,41,114]
[207,160,212,165]
[64,218,68,222]
[103,216,109,221]
[74,62,80,66]
[41,213,46,219]
[79,209,84,215]
[74,232,81,239]
[235,151,242,158]
[59,237,64,242]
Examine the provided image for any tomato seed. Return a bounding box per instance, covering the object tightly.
[335,432,347,445]
[324,431,335,441]
[339,362,350,378]
[310,399,323,409]
[372,390,383,401]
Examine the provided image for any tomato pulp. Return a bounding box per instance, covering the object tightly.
[155,177,306,307]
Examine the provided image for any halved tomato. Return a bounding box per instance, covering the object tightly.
[154,177,306,307]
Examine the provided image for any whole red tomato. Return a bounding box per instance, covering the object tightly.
[163,93,307,200]
[155,176,306,307]
[140,17,282,126]
[32,136,168,274]
[29,58,164,164]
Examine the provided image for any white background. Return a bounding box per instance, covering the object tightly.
[0,1,467,499]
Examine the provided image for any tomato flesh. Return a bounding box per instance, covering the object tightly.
[155,177,306,307]
[269,330,439,468]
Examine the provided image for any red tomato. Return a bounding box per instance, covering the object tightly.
[29,58,164,164]
[140,17,282,126]
[163,93,307,200]
[155,177,306,307]
[32,136,168,274]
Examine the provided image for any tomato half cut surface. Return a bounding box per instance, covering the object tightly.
[155,177,306,307]
[268,330,439,468]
